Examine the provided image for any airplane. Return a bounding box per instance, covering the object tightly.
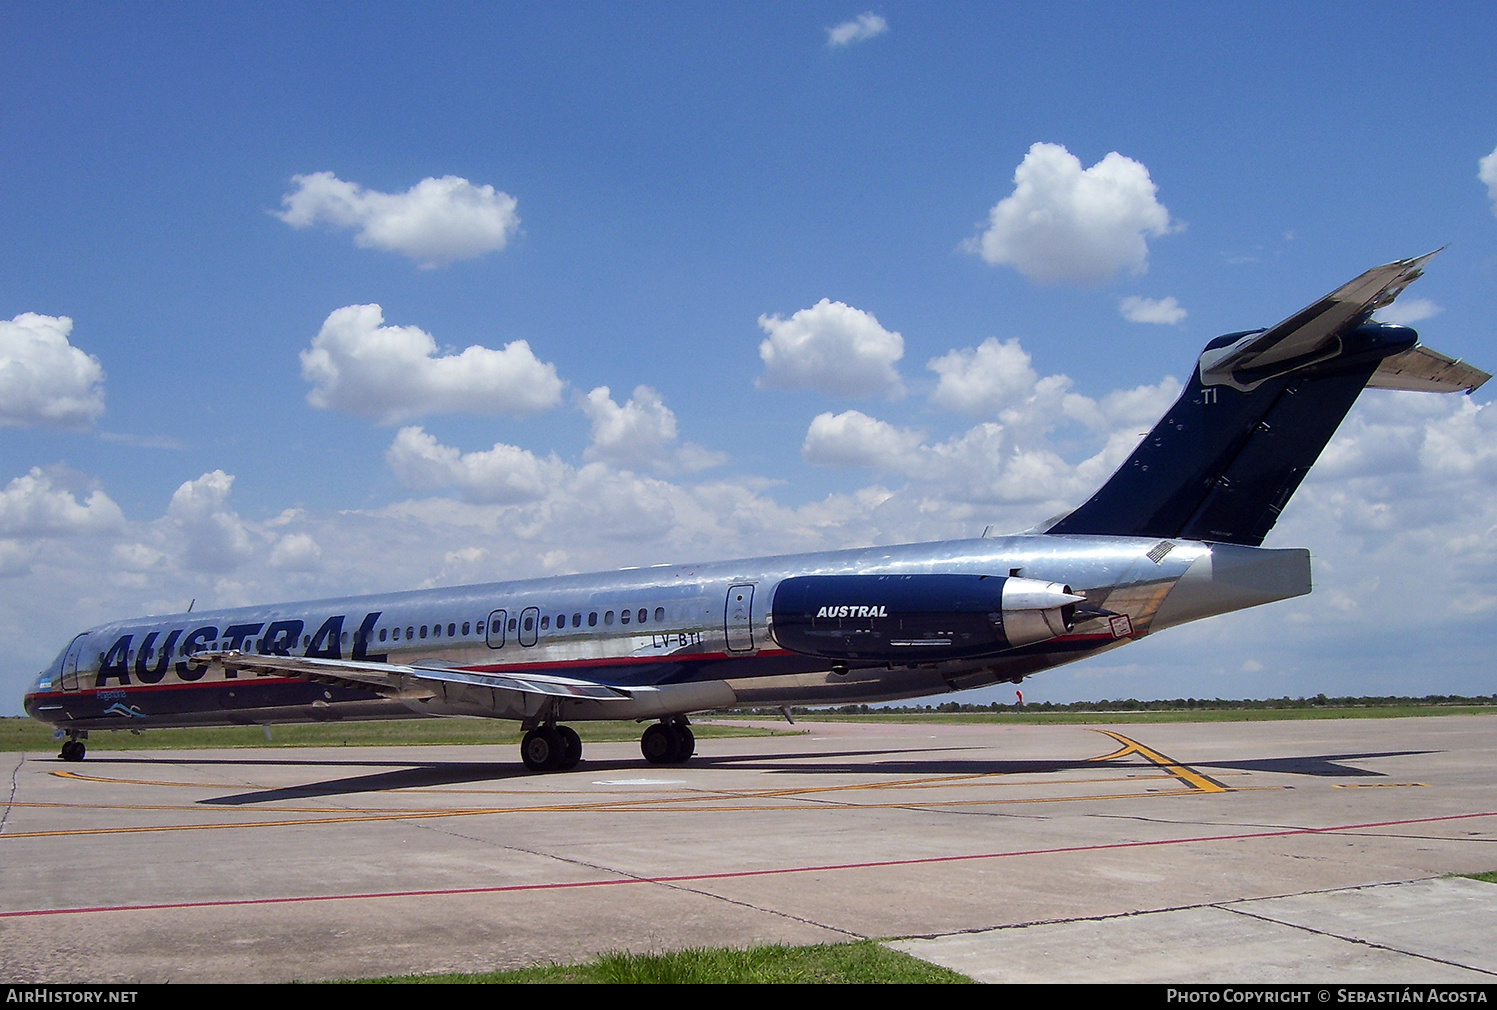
[22,253,1490,771]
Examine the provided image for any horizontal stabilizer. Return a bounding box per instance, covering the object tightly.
[1199,250,1439,391]
[1367,344,1490,394]
[1048,253,1477,547]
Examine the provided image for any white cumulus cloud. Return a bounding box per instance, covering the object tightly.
[968,142,1174,285]
[1481,145,1497,215]
[386,426,564,505]
[0,314,105,430]
[757,299,904,398]
[276,171,520,267]
[580,385,725,473]
[1119,295,1187,325]
[165,470,254,572]
[582,385,677,467]
[802,410,925,468]
[269,533,322,572]
[928,338,1041,417]
[827,12,888,47]
[0,466,124,536]
[301,304,564,424]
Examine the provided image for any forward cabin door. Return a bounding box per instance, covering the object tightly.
[60,633,88,692]
[725,584,755,652]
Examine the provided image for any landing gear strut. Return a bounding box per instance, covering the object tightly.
[520,724,582,772]
[641,718,695,765]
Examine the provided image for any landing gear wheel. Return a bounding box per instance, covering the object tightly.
[674,724,695,762]
[641,723,679,764]
[556,726,582,770]
[59,740,86,762]
[520,727,563,772]
[641,721,694,765]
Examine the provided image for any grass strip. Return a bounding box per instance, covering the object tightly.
[347,940,971,984]
[0,716,787,753]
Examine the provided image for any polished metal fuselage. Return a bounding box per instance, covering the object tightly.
[23,534,1311,732]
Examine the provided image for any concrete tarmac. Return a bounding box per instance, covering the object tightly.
[1,715,1495,983]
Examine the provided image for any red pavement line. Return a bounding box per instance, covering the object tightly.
[6,809,1494,919]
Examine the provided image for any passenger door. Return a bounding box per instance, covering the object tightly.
[725,584,755,652]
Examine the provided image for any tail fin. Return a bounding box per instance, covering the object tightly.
[1048,253,1489,546]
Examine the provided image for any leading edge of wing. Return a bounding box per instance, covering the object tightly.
[192,651,639,702]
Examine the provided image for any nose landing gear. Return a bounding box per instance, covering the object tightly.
[58,734,87,762]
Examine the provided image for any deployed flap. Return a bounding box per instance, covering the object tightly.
[194,651,637,702]
[1199,250,1439,390]
[1368,344,1490,394]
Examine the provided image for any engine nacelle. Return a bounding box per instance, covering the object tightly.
[769,574,1084,664]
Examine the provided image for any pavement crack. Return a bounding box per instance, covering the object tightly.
[402,818,862,940]
[1221,903,1497,977]
[0,753,23,834]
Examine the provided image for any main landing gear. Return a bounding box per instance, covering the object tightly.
[641,718,694,765]
[516,717,695,772]
[520,724,582,772]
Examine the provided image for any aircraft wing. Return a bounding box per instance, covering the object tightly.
[1200,250,1440,387]
[193,651,641,702]
[1366,344,1491,394]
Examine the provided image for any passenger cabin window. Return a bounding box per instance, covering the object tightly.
[432,625,441,638]
[447,623,456,637]
[588,612,598,627]
[420,626,427,639]
[462,622,471,635]
[573,613,582,627]
[604,611,614,625]
[655,607,665,622]
[620,610,630,625]
[541,616,550,630]
[379,629,388,642]
[638,608,648,623]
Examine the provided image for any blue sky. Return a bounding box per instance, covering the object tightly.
[3,3,1496,713]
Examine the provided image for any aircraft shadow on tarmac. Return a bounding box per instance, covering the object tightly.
[180,743,1436,805]
[1189,751,1433,778]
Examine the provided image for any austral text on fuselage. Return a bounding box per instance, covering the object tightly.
[92,612,387,686]
[23,253,1491,772]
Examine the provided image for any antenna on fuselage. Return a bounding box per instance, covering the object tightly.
[981,525,992,538]
[187,598,195,613]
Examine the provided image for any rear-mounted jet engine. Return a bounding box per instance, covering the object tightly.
[770,574,1084,664]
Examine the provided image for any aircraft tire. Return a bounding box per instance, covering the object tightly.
[59,740,85,762]
[557,726,582,770]
[641,722,680,764]
[521,728,563,772]
[673,724,695,762]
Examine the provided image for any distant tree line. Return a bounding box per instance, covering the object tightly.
[741,694,1497,716]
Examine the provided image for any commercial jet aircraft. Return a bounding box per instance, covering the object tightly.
[23,253,1489,771]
